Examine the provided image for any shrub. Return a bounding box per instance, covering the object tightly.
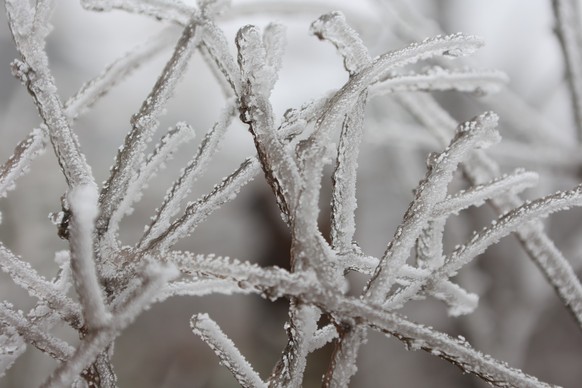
[1,1,581,387]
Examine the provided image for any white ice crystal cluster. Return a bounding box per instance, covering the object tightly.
[0,0,581,387]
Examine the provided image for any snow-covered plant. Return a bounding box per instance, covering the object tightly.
[1,0,581,387]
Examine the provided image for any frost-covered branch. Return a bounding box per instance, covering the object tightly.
[376,0,566,146]
[0,326,26,378]
[0,128,47,200]
[365,112,501,303]
[140,102,235,247]
[146,157,259,251]
[398,92,582,328]
[65,27,175,121]
[445,185,582,279]
[0,302,74,362]
[369,67,508,96]
[98,16,201,239]
[81,0,197,25]
[236,24,300,218]
[67,184,111,329]
[41,263,177,388]
[166,252,554,387]
[191,313,267,388]
[108,121,196,248]
[0,244,82,327]
[1,2,580,386]
[553,0,582,140]
[1,27,172,204]
[6,0,95,189]
[431,169,539,218]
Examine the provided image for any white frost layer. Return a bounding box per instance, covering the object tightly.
[68,183,99,225]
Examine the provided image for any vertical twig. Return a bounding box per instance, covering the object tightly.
[67,184,111,329]
[553,0,582,141]
[97,16,201,239]
[6,0,95,189]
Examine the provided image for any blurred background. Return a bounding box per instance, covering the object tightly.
[1,0,581,386]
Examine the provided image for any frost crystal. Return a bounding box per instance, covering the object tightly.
[0,2,579,388]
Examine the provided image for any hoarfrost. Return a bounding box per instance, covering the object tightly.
[0,2,579,387]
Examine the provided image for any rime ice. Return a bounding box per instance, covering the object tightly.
[0,2,578,388]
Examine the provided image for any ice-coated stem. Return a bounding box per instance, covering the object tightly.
[330,93,366,253]
[97,16,201,238]
[67,184,111,329]
[65,27,174,121]
[431,169,539,218]
[0,243,82,327]
[140,102,236,247]
[81,0,197,25]
[365,112,500,304]
[0,128,47,200]
[6,0,95,189]
[268,302,319,388]
[399,92,582,329]
[552,0,582,141]
[165,252,554,388]
[106,122,196,250]
[146,157,259,251]
[41,263,177,388]
[0,302,74,362]
[191,313,267,388]
[369,67,508,97]
[236,24,301,218]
